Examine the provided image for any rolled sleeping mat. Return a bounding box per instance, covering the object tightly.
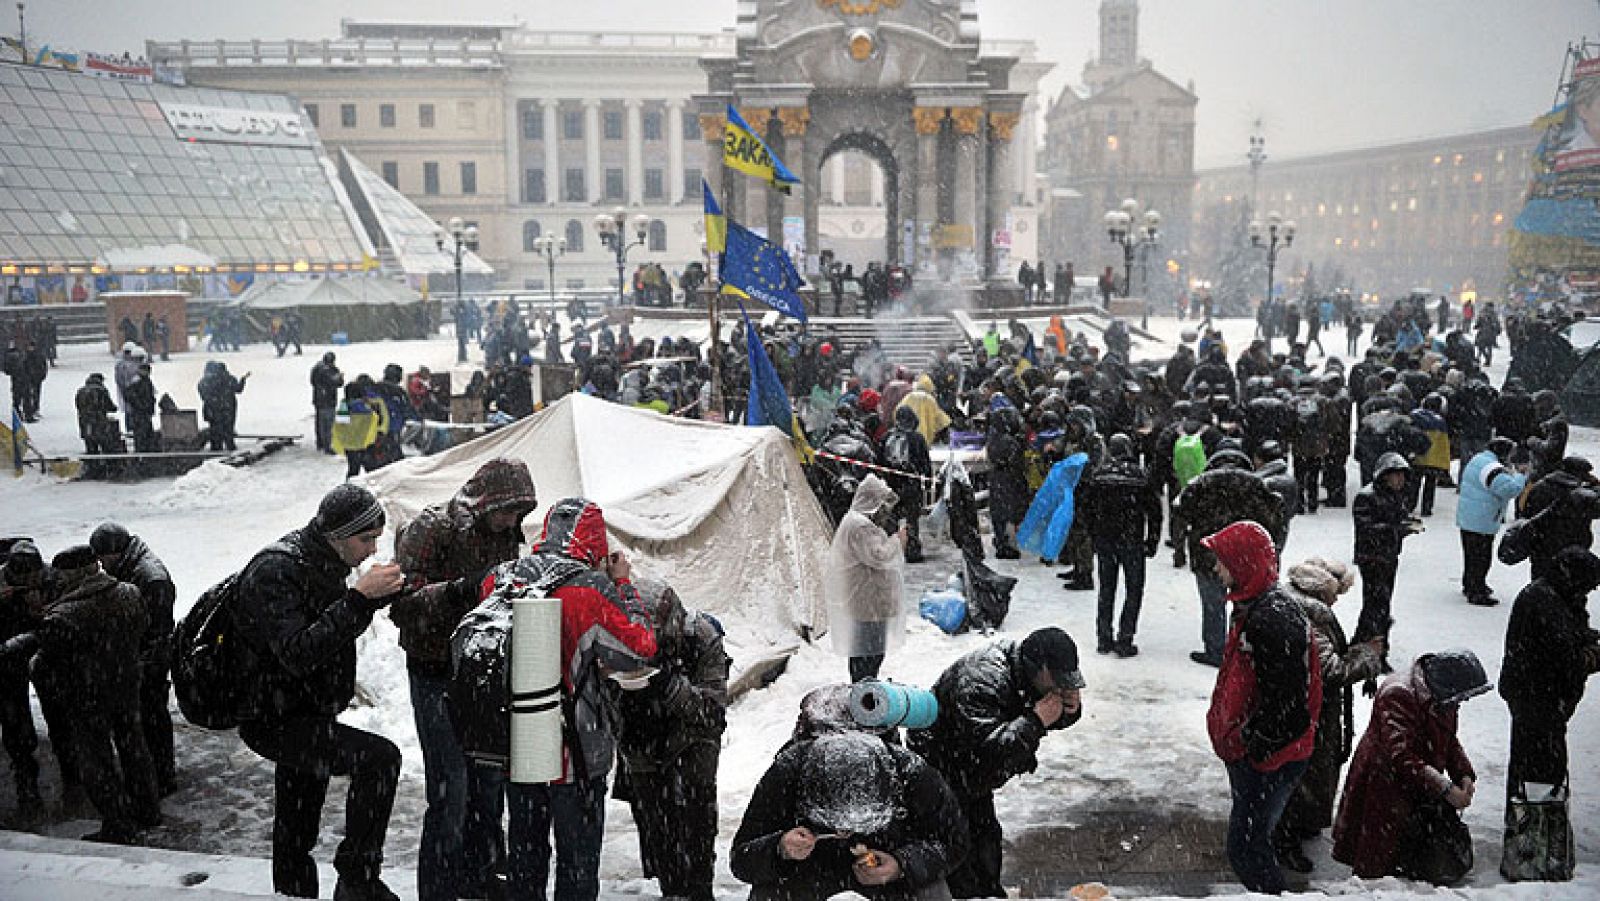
[849,679,939,731]
[510,597,563,784]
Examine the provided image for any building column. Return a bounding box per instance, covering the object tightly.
[541,99,560,206]
[625,99,644,206]
[667,99,686,204]
[829,155,846,205]
[584,99,602,204]
[701,111,738,224]
[987,112,1020,281]
[870,161,885,208]
[776,106,810,268]
[951,108,983,275]
[912,107,944,273]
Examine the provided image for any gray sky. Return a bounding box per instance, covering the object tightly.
[19,0,1599,167]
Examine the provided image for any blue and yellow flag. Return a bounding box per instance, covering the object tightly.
[702,179,727,255]
[724,105,800,195]
[720,219,808,323]
[739,304,814,462]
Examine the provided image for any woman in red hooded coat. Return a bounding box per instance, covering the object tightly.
[1332,650,1488,883]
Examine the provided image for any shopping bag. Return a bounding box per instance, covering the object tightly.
[1395,796,1473,885]
[1500,779,1575,882]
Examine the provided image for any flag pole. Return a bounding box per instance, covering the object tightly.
[707,248,724,423]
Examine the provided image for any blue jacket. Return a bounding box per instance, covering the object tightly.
[1456,450,1527,535]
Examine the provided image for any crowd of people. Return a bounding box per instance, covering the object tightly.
[2,288,1599,900]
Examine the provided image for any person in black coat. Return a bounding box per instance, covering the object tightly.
[1351,453,1422,652]
[909,628,1085,898]
[985,400,1028,560]
[1189,346,1237,399]
[1523,457,1600,581]
[90,523,177,797]
[732,730,969,901]
[1318,371,1354,507]
[1254,441,1300,552]
[1527,390,1569,484]
[1450,373,1497,486]
[16,340,46,422]
[197,360,247,451]
[1493,378,1538,446]
[0,540,45,818]
[233,485,405,900]
[1078,434,1162,656]
[1498,548,1600,805]
[1175,446,1284,666]
[0,546,157,844]
[883,404,934,563]
[311,353,344,455]
[125,362,159,453]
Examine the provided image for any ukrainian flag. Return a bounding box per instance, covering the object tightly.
[702,179,727,255]
[720,220,808,323]
[723,105,800,195]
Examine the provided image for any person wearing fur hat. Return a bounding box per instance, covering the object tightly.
[390,459,537,901]
[233,484,406,900]
[1272,557,1386,873]
[0,545,158,844]
[1201,521,1321,895]
[1333,650,1489,884]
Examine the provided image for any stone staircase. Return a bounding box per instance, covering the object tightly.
[809,315,970,371]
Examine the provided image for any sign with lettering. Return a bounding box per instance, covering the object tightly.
[158,102,313,148]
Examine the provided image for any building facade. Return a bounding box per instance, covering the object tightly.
[149,16,1048,293]
[1192,125,1537,300]
[1041,0,1197,292]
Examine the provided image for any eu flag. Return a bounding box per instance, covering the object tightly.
[720,220,808,323]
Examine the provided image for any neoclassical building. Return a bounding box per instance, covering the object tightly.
[1041,0,1197,285]
[148,11,1049,292]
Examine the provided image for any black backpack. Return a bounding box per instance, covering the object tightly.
[170,572,251,730]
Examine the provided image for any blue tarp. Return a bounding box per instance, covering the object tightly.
[1016,452,1089,561]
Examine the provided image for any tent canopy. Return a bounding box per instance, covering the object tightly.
[237,277,431,342]
[362,393,832,643]
[1562,346,1600,427]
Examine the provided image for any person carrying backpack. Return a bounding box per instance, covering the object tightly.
[1289,385,1330,515]
[233,485,407,900]
[882,405,932,563]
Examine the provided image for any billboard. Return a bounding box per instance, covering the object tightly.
[1509,53,1600,302]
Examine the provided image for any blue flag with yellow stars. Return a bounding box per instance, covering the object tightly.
[723,104,800,194]
[738,304,814,464]
[720,219,808,323]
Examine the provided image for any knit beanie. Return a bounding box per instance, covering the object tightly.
[5,539,42,576]
[89,522,133,556]
[52,544,99,573]
[315,484,386,540]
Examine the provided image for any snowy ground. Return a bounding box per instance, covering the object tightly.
[2,317,1598,899]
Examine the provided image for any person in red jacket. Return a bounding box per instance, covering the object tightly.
[1201,520,1322,895]
[1332,650,1488,884]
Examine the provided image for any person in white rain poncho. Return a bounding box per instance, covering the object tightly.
[827,474,908,683]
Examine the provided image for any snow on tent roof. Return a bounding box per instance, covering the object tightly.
[362,392,832,644]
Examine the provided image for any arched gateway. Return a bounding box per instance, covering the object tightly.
[695,0,1026,289]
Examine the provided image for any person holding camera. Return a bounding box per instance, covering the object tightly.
[234,484,406,900]
[1455,438,1529,607]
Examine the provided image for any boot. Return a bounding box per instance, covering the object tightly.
[1276,842,1315,874]
[1114,638,1140,658]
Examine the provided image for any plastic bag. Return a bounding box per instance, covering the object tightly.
[918,589,967,635]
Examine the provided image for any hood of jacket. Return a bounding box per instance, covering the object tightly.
[1201,520,1279,602]
[453,457,539,526]
[914,373,936,393]
[850,473,897,517]
[533,497,610,568]
[107,535,171,588]
[1418,649,1492,706]
[1255,459,1291,480]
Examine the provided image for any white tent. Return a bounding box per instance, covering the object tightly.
[363,392,831,644]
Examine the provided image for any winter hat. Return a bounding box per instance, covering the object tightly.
[1374,452,1411,479]
[1560,456,1593,477]
[1487,438,1516,461]
[1287,557,1355,604]
[858,389,881,412]
[1419,649,1492,706]
[1107,433,1134,460]
[1019,627,1087,690]
[51,544,99,573]
[1201,520,1279,602]
[4,539,43,576]
[315,484,387,540]
[1255,441,1285,463]
[1554,547,1600,596]
[798,732,898,835]
[89,522,133,556]
[1206,447,1253,472]
[462,458,538,520]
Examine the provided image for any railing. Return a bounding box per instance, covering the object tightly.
[146,38,503,68]
[504,30,735,53]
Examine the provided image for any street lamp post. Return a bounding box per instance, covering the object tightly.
[594,207,650,310]
[1247,122,1267,212]
[1249,210,1296,330]
[1104,197,1161,328]
[435,216,479,363]
[532,233,566,310]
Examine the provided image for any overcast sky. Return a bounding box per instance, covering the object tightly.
[19,0,1599,167]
